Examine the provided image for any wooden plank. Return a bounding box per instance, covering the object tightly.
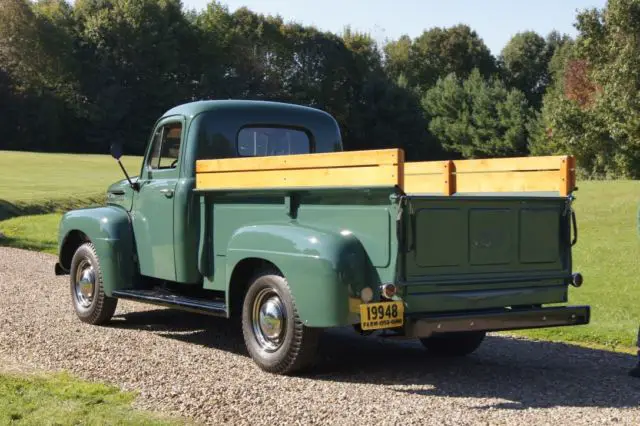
[452,155,566,173]
[559,155,578,196]
[196,164,400,191]
[404,155,575,195]
[443,160,454,196]
[396,149,405,192]
[404,174,446,194]
[560,157,570,196]
[195,148,401,173]
[195,149,576,195]
[568,155,577,193]
[455,171,562,193]
[405,156,567,175]
[404,161,448,176]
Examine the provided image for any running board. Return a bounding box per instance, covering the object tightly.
[112,289,228,317]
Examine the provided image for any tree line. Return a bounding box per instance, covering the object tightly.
[1,0,638,178]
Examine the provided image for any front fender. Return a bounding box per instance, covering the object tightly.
[225,223,376,327]
[57,206,137,296]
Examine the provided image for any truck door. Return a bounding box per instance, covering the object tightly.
[132,118,184,281]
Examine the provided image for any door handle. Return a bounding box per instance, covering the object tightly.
[160,188,174,198]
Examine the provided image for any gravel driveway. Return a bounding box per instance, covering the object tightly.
[0,247,638,425]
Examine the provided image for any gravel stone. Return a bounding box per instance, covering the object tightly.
[0,247,638,425]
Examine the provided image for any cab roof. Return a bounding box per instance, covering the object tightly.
[161,99,333,120]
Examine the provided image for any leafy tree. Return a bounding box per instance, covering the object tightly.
[384,25,496,92]
[382,35,412,86]
[499,30,573,109]
[537,0,640,178]
[499,31,547,108]
[546,36,576,90]
[73,0,200,153]
[423,69,530,158]
[0,0,82,151]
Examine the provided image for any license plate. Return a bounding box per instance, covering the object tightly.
[359,301,404,330]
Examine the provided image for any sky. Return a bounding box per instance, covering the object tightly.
[181,0,607,54]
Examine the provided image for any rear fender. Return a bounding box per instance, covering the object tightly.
[57,206,138,296]
[225,223,376,327]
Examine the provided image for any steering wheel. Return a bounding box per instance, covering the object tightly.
[170,159,178,168]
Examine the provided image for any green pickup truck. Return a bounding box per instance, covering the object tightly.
[55,100,590,374]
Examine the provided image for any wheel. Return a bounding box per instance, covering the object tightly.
[241,270,320,375]
[69,242,118,325]
[419,331,486,357]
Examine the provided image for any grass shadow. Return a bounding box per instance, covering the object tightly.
[0,234,57,253]
[110,308,640,411]
[0,197,105,221]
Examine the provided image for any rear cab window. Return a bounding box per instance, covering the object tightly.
[237,127,311,157]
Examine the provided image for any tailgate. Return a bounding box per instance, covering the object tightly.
[401,195,574,312]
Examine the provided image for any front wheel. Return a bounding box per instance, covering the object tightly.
[69,242,117,325]
[419,331,486,357]
[241,270,320,375]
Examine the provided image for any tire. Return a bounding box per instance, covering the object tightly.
[241,270,320,375]
[419,331,486,357]
[69,242,117,325]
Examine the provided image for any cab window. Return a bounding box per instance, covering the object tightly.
[148,122,183,169]
[237,127,310,157]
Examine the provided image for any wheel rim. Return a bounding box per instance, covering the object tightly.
[74,259,95,309]
[251,288,287,352]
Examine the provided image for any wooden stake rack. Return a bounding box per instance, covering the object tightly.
[195,149,576,196]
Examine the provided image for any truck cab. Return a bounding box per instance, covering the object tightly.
[56,100,590,375]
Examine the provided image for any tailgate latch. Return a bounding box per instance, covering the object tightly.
[564,194,578,246]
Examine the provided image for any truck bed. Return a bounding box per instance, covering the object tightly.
[193,148,577,318]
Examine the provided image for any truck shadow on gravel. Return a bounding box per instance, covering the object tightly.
[112,308,640,410]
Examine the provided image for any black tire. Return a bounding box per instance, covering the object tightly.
[69,242,117,325]
[419,331,486,357]
[241,270,320,375]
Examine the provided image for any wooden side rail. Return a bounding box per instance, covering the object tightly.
[195,148,575,196]
[195,149,404,191]
[404,155,576,196]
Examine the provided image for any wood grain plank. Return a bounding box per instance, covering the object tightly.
[195,149,401,173]
[404,161,448,175]
[196,164,399,190]
[404,174,446,194]
[452,156,566,173]
[443,160,454,196]
[455,170,561,193]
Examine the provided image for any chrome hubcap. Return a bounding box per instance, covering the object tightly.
[252,288,286,352]
[75,259,95,309]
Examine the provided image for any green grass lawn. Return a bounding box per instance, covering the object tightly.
[0,150,142,219]
[0,371,182,425]
[512,180,640,350]
[0,213,62,254]
[0,150,639,352]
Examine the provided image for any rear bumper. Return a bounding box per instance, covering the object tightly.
[404,305,590,338]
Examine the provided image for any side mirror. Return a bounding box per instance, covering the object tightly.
[110,142,123,160]
[109,142,139,191]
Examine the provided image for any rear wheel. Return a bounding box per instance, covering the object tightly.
[69,242,117,325]
[419,331,486,357]
[241,270,320,375]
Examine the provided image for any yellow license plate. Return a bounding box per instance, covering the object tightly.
[359,301,404,330]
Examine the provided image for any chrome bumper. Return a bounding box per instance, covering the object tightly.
[404,305,590,338]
